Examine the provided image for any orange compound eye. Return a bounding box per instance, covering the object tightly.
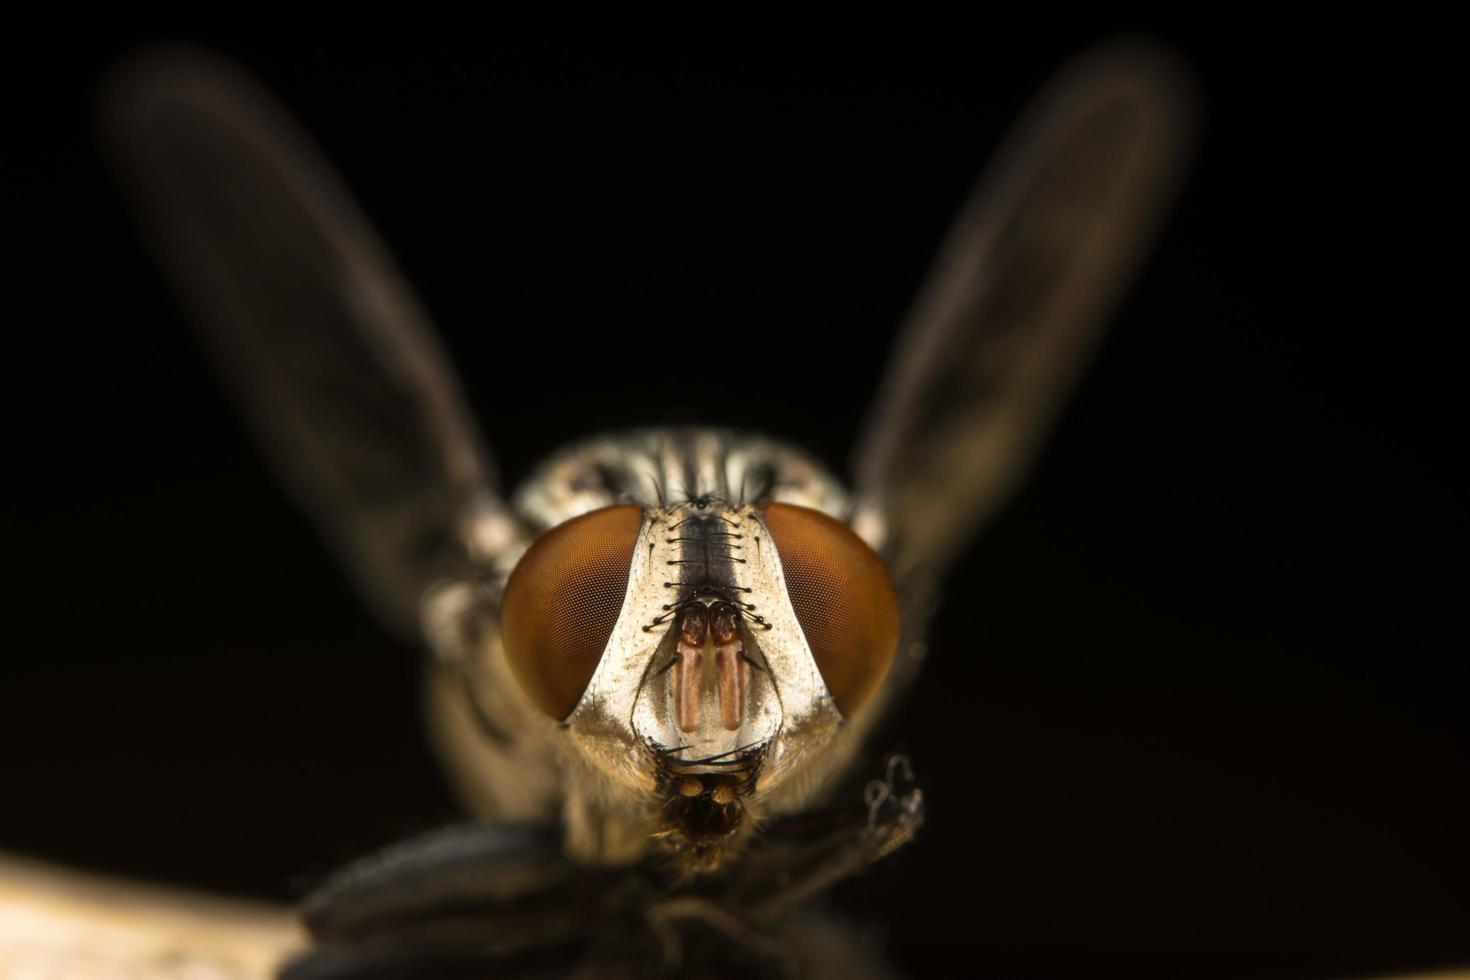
[761,503,899,715]
[501,505,643,719]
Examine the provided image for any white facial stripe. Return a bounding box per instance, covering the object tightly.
[629,504,782,768]
[564,502,844,801]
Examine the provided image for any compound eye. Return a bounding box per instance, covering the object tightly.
[501,505,643,719]
[761,503,899,715]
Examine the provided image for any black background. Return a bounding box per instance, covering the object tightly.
[2,16,1465,979]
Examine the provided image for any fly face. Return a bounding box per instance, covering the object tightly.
[458,432,900,870]
[101,40,1195,976]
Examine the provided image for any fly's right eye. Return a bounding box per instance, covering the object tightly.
[762,502,899,715]
[501,505,643,719]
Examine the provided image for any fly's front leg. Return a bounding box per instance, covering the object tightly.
[718,752,925,921]
[280,823,619,980]
[586,754,923,977]
[861,754,926,861]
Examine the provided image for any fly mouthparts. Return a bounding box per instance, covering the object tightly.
[657,771,751,870]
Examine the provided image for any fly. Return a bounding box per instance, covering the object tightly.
[93,40,1194,978]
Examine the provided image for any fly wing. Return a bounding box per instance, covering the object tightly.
[852,42,1195,597]
[100,47,526,636]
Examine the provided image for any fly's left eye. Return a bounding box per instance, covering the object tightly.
[500,505,643,719]
[762,503,899,715]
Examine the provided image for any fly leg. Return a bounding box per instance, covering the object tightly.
[278,823,613,980]
[718,752,925,921]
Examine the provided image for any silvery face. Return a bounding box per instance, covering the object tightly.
[568,503,837,789]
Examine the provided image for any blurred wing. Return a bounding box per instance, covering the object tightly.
[100,47,525,636]
[853,42,1195,587]
[0,855,301,979]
